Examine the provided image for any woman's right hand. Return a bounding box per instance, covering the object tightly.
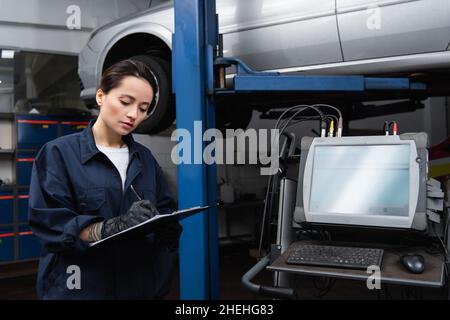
[80,200,159,242]
[101,200,159,239]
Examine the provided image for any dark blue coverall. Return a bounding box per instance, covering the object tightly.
[28,120,177,299]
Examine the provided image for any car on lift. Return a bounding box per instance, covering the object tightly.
[78,0,450,134]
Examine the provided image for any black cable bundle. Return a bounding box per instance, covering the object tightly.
[257,104,342,257]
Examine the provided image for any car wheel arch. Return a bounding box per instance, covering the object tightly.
[95,22,173,83]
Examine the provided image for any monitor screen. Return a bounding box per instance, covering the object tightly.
[309,145,410,217]
[299,136,421,229]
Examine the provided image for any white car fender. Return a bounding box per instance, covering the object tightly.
[95,22,173,85]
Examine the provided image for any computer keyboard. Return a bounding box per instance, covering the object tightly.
[286,244,384,270]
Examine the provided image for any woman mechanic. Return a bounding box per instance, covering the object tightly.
[28,59,181,299]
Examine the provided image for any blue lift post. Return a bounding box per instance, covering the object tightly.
[173,0,220,299]
[173,0,426,300]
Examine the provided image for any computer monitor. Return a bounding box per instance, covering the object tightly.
[294,133,429,231]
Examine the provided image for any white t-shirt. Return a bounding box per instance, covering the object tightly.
[96,144,129,192]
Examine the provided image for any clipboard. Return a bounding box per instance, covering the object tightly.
[89,204,214,248]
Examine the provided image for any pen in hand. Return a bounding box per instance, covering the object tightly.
[130,184,143,201]
[130,185,160,218]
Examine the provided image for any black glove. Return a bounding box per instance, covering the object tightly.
[154,222,183,251]
[101,199,159,239]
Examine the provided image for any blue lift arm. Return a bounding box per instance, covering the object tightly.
[215,57,426,93]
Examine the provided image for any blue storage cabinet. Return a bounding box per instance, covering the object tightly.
[16,115,58,149]
[18,191,29,224]
[18,226,41,260]
[4,114,94,264]
[61,120,90,136]
[16,151,37,186]
[0,227,14,263]
[0,190,14,225]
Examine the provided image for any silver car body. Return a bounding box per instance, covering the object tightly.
[79,0,450,100]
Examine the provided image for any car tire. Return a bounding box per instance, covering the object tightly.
[130,55,253,134]
[130,55,175,134]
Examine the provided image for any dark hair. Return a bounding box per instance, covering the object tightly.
[99,59,157,110]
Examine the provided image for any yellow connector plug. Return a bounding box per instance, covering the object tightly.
[328,119,334,137]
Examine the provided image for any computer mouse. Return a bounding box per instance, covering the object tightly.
[400,254,425,274]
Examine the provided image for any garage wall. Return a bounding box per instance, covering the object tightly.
[423,97,449,145]
[132,133,178,198]
[351,97,449,145]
